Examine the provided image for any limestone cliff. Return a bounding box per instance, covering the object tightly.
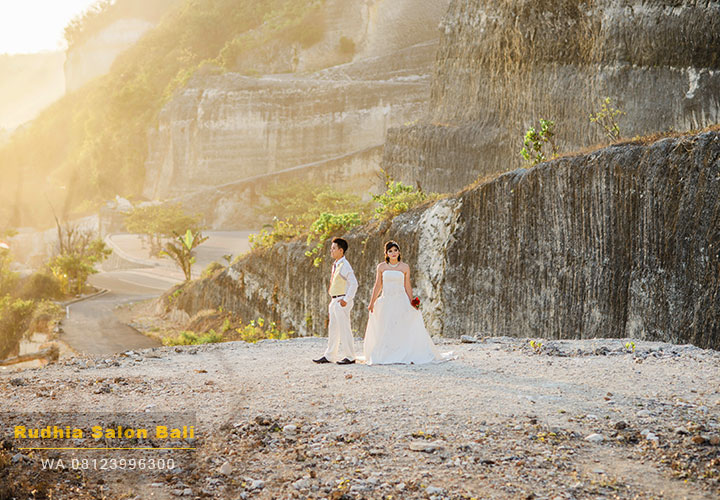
[143,0,450,220]
[383,0,720,193]
[143,74,427,202]
[168,131,720,350]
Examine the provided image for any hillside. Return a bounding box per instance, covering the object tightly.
[64,0,181,91]
[0,0,349,228]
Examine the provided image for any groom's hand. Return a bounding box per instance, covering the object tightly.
[339,299,347,307]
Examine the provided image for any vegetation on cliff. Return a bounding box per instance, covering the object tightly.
[0,0,327,228]
[163,130,720,350]
[249,180,436,266]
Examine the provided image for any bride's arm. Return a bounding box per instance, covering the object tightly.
[367,264,384,313]
[403,265,414,303]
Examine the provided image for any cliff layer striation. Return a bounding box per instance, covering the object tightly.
[169,131,720,350]
[384,0,720,193]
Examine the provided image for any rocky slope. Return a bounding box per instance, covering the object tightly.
[169,130,720,350]
[383,0,720,193]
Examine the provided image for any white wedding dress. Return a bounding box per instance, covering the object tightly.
[363,270,453,365]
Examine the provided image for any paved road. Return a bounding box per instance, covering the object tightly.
[60,232,253,356]
[106,231,254,276]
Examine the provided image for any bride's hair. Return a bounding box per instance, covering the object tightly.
[384,240,401,263]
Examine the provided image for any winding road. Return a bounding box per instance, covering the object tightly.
[60,232,252,356]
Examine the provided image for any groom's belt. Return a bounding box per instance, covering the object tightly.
[331,294,346,299]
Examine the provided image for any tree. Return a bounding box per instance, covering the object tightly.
[0,295,34,359]
[124,203,202,256]
[161,229,209,281]
[0,243,16,297]
[48,222,111,296]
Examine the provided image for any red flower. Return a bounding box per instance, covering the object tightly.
[411,296,420,309]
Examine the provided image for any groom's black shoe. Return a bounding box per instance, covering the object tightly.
[337,358,355,365]
[313,356,331,364]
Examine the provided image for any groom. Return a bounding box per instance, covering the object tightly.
[313,237,358,365]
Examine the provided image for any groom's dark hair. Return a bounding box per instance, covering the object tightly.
[332,237,348,254]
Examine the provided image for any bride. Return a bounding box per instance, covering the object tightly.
[362,240,453,365]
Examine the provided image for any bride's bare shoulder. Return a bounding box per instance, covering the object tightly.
[376,262,387,270]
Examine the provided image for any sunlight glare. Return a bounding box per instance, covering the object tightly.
[0,0,101,54]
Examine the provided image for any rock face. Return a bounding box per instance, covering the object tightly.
[171,131,720,350]
[383,0,720,193]
[227,0,451,74]
[143,0,450,214]
[64,19,154,92]
[143,74,427,201]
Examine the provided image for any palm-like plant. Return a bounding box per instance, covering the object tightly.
[161,229,209,281]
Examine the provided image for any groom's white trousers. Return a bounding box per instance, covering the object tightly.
[324,297,355,362]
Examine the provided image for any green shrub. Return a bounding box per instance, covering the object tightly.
[305,212,363,266]
[27,300,63,336]
[0,251,17,297]
[249,183,371,252]
[48,235,111,296]
[249,219,304,251]
[162,330,224,346]
[16,272,64,300]
[590,97,625,141]
[124,203,202,257]
[257,182,371,227]
[0,295,35,359]
[235,317,294,343]
[520,118,558,166]
[372,181,430,220]
[201,261,225,279]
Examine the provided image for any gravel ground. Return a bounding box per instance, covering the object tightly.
[1,336,719,499]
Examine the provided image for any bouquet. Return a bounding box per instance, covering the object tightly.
[411,296,420,309]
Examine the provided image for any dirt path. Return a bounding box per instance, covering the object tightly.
[1,337,718,499]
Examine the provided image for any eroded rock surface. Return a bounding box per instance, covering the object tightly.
[171,131,720,349]
[384,0,720,192]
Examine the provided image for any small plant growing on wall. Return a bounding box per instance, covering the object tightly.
[590,97,625,141]
[529,339,544,353]
[520,119,558,166]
